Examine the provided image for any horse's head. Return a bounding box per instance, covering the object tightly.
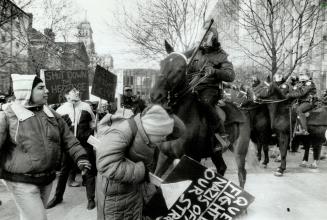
[150,41,188,105]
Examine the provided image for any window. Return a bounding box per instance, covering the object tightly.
[1,35,5,42]
[16,42,19,48]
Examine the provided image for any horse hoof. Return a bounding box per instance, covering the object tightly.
[299,163,307,168]
[274,158,281,163]
[274,168,284,177]
[274,171,283,177]
[309,164,318,169]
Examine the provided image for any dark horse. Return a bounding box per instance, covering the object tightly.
[256,82,327,176]
[239,98,272,168]
[150,46,250,188]
[229,84,273,167]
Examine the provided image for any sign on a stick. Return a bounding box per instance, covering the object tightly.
[44,70,89,104]
[145,156,255,219]
[91,65,117,102]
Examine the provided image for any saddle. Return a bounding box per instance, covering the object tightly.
[219,101,246,125]
[292,106,327,136]
[307,107,327,126]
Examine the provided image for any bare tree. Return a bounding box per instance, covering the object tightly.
[222,0,324,77]
[1,0,80,72]
[113,0,212,59]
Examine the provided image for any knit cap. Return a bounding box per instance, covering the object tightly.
[11,74,37,106]
[141,105,174,136]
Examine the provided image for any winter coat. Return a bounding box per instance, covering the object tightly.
[188,47,235,90]
[96,114,157,220]
[288,80,317,103]
[0,103,87,185]
[56,101,95,137]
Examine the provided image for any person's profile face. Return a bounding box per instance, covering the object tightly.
[30,82,49,105]
[66,88,80,103]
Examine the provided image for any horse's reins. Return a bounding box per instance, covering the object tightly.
[167,60,210,106]
[253,98,287,104]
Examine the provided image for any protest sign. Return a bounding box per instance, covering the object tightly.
[44,70,89,104]
[145,156,255,219]
[91,65,117,102]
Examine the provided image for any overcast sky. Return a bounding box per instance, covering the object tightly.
[73,0,148,69]
[25,0,216,70]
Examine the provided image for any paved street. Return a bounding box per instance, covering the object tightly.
[1,143,327,220]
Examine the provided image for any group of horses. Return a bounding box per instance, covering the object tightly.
[149,42,327,189]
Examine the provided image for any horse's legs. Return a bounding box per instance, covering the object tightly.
[274,133,289,176]
[211,151,227,176]
[233,122,251,188]
[262,144,269,166]
[257,142,262,162]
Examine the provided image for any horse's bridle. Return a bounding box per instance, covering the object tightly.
[159,53,193,107]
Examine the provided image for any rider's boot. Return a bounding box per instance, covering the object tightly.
[297,115,309,135]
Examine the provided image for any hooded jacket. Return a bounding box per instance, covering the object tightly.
[96,114,158,220]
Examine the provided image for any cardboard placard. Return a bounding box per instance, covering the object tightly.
[145,156,255,219]
[44,70,89,104]
[91,65,117,102]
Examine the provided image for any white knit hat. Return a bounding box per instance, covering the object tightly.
[11,74,37,106]
[141,105,174,136]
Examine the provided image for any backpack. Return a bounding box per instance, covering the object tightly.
[96,113,138,142]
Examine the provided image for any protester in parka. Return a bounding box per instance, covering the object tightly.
[47,87,97,210]
[0,74,91,220]
[96,105,185,220]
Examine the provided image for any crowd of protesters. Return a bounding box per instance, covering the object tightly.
[0,74,184,220]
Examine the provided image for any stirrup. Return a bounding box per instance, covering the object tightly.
[214,133,230,151]
[294,129,309,136]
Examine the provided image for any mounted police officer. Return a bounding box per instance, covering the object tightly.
[286,70,317,135]
[186,21,235,151]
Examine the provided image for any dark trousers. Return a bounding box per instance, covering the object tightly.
[296,102,314,131]
[198,88,225,134]
[54,148,96,201]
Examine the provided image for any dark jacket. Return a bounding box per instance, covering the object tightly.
[0,103,87,185]
[121,95,135,109]
[288,80,317,103]
[188,47,235,89]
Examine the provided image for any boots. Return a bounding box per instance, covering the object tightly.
[87,199,96,210]
[296,115,309,135]
[46,196,63,209]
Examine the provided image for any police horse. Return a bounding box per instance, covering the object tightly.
[151,43,251,188]
[254,81,327,176]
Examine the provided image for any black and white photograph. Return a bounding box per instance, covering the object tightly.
[1,0,327,219]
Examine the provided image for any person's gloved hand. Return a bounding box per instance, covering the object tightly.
[204,66,215,76]
[77,159,91,175]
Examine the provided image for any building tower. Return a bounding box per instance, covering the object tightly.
[76,15,95,58]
